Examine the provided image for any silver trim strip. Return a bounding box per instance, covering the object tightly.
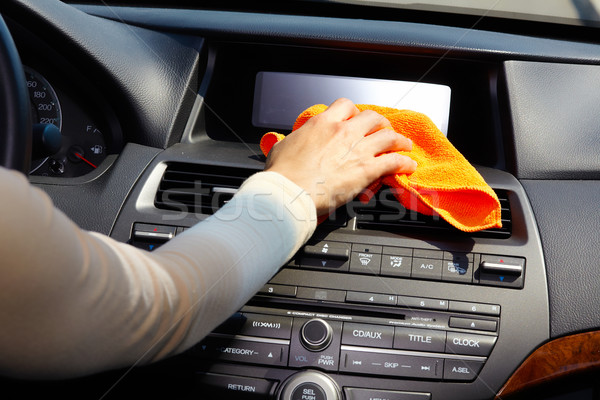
[209,333,291,345]
[340,345,487,361]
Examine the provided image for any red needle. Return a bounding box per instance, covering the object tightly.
[75,152,97,169]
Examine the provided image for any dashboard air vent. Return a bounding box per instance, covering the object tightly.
[354,188,512,238]
[154,163,257,215]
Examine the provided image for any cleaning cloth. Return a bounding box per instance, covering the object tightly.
[260,104,502,232]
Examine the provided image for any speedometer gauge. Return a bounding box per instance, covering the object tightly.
[25,66,110,177]
[25,66,62,129]
[25,66,62,173]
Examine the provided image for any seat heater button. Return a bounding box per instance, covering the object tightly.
[342,323,394,348]
[446,332,497,356]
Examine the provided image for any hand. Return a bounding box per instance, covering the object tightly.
[264,98,417,215]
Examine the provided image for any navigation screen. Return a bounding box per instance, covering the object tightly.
[252,72,452,135]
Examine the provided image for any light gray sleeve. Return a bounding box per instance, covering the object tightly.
[0,168,316,379]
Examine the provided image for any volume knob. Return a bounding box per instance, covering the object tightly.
[300,318,333,351]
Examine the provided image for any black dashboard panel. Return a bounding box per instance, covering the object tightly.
[503,60,600,179]
[4,1,600,399]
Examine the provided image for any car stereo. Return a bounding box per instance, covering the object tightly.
[111,150,549,400]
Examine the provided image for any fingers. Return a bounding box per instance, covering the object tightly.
[344,109,392,138]
[371,152,418,178]
[323,98,360,121]
[359,128,413,156]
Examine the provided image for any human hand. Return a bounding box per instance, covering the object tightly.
[264,98,417,216]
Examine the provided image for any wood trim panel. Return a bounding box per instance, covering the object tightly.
[496,331,600,398]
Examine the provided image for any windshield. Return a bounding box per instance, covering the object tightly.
[333,0,600,27]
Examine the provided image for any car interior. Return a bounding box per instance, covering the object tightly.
[1,0,600,399]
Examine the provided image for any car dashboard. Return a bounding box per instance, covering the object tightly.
[2,1,600,399]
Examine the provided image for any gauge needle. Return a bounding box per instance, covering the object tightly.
[75,152,97,169]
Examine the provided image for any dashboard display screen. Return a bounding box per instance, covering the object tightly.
[252,72,452,135]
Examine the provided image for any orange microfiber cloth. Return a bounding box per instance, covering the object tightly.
[260,104,502,232]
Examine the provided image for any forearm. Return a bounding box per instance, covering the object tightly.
[0,168,315,379]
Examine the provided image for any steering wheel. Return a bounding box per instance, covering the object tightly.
[0,14,31,173]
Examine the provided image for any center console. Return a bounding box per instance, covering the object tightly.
[109,43,549,400]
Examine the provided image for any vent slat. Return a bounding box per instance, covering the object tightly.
[155,163,257,215]
[355,188,512,239]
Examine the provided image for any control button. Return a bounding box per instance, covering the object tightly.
[412,249,443,259]
[443,359,485,382]
[196,338,288,366]
[296,287,346,302]
[478,255,525,289]
[291,383,327,400]
[342,323,394,348]
[301,319,333,351]
[259,284,297,297]
[448,301,501,316]
[175,226,188,236]
[133,223,176,241]
[480,255,524,275]
[346,291,397,306]
[449,317,497,332]
[441,259,473,283]
[352,244,383,254]
[278,371,342,400]
[443,252,474,263]
[290,319,342,370]
[380,255,412,278]
[397,296,448,311]
[196,372,277,398]
[303,242,350,260]
[345,388,431,400]
[411,258,443,280]
[382,246,413,257]
[297,287,347,302]
[300,257,349,272]
[340,350,442,379]
[237,313,293,339]
[349,252,382,275]
[394,327,446,352]
[445,332,497,356]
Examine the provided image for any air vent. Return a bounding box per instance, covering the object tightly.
[354,188,512,239]
[154,163,257,215]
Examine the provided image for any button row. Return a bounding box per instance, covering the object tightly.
[296,241,525,288]
[196,337,486,382]
[340,348,485,381]
[258,285,501,317]
[341,322,496,356]
[213,313,496,357]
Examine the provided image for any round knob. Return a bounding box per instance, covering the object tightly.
[278,370,341,400]
[300,318,333,351]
